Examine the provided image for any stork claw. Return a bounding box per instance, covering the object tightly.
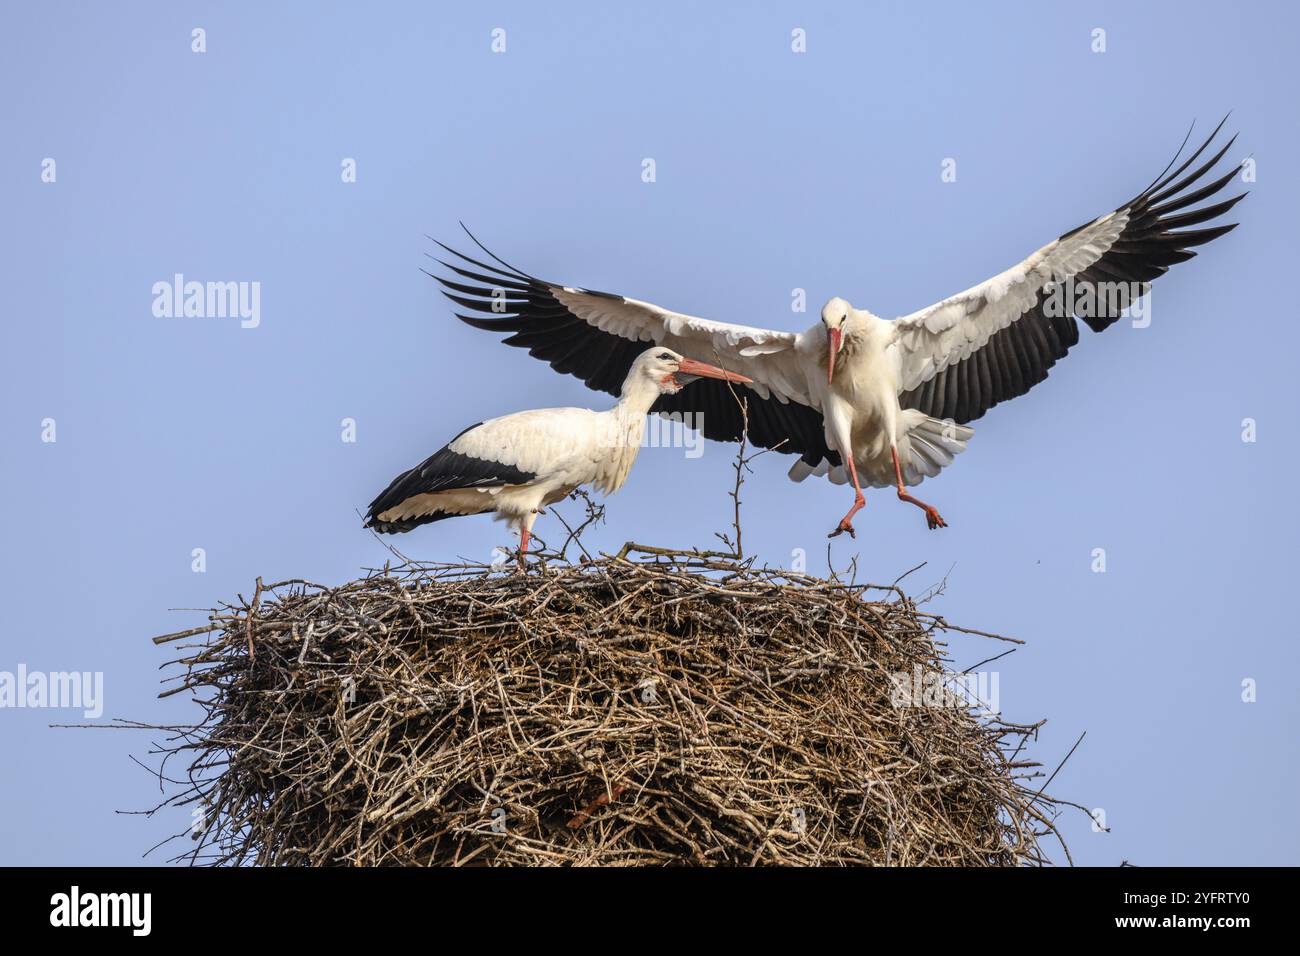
[827,521,856,539]
[896,484,947,531]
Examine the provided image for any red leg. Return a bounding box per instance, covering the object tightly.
[891,446,947,530]
[827,457,867,539]
[518,526,531,568]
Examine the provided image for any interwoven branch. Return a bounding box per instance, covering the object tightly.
[136,551,1070,867]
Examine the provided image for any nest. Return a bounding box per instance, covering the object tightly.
[143,546,1070,866]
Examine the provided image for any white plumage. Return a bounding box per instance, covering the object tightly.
[437,118,1244,537]
[365,347,750,561]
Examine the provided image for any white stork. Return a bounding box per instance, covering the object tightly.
[365,347,750,560]
[433,120,1245,537]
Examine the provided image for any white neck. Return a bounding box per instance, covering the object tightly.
[587,373,663,495]
[614,373,664,418]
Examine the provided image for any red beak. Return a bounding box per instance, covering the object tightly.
[827,327,842,384]
[676,357,753,385]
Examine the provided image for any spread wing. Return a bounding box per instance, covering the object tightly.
[890,118,1246,425]
[431,235,838,466]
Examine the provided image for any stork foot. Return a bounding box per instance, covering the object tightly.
[897,490,947,530]
[828,491,866,540]
[891,448,947,531]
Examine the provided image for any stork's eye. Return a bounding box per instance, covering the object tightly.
[657,352,673,360]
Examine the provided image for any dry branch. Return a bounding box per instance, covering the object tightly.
[136,548,1070,867]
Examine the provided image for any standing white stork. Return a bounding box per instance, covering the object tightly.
[433,120,1245,537]
[364,347,750,560]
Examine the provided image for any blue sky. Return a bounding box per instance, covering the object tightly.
[2,1,1295,865]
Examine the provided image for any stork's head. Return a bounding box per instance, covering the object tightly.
[820,296,853,385]
[630,346,753,396]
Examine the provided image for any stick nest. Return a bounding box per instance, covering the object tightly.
[144,549,1068,866]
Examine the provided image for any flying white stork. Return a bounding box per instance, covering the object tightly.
[432,120,1245,537]
[365,347,751,560]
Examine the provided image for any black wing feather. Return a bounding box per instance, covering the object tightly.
[431,236,836,466]
[902,119,1244,424]
[364,424,537,534]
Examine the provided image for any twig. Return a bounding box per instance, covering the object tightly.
[120,554,1069,867]
[244,577,263,662]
